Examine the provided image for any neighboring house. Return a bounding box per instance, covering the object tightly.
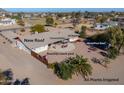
[23,13,32,18]
[116,17,124,28]
[12,13,18,16]
[0,18,16,26]
[87,18,95,24]
[0,13,5,17]
[40,13,47,18]
[94,23,109,30]
[94,21,118,30]
[32,13,40,17]
[108,21,118,27]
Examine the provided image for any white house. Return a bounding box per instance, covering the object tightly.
[0,28,79,54]
[16,29,79,54]
[94,21,118,30]
[0,18,16,26]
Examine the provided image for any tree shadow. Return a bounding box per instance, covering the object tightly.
[13,78,30,85]
[2,69,13,80]
[91,57,107,68]
[99,51,108,57]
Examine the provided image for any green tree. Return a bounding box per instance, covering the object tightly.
[20,28,25,32]
[31,24,45,33]
[54,22,58,27]
[88,26,124,59]
[11,16,21,20]
[46,16,54,26]
[107,47,118,59]
[75,11,82,19]
[72,11,81,28]
[108,26,124,54]
[79,25,87,38]
[96,15,108,23]
[54,62,73,80]
[71,55,92,79]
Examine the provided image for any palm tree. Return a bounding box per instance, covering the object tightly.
[72,55,92,79]
[53,55,92,80]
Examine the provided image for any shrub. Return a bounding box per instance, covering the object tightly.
[31,24,45,33]
[46,17,54,26]
[107,47,118,59]
[79,25,87,38]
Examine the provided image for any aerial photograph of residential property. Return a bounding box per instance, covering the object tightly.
[0,8,124,85]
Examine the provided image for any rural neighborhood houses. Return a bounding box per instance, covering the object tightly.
[0,8,124,85]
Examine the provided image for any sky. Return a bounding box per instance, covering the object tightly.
[4,8,124,12]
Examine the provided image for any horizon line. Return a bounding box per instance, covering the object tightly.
[3,8,124,13]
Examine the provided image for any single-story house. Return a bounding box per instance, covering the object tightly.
[116,17,124,28]
[0,18,16,26]
[0,28,79,54]
[94,21,118,30]
[17,29,79,54]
